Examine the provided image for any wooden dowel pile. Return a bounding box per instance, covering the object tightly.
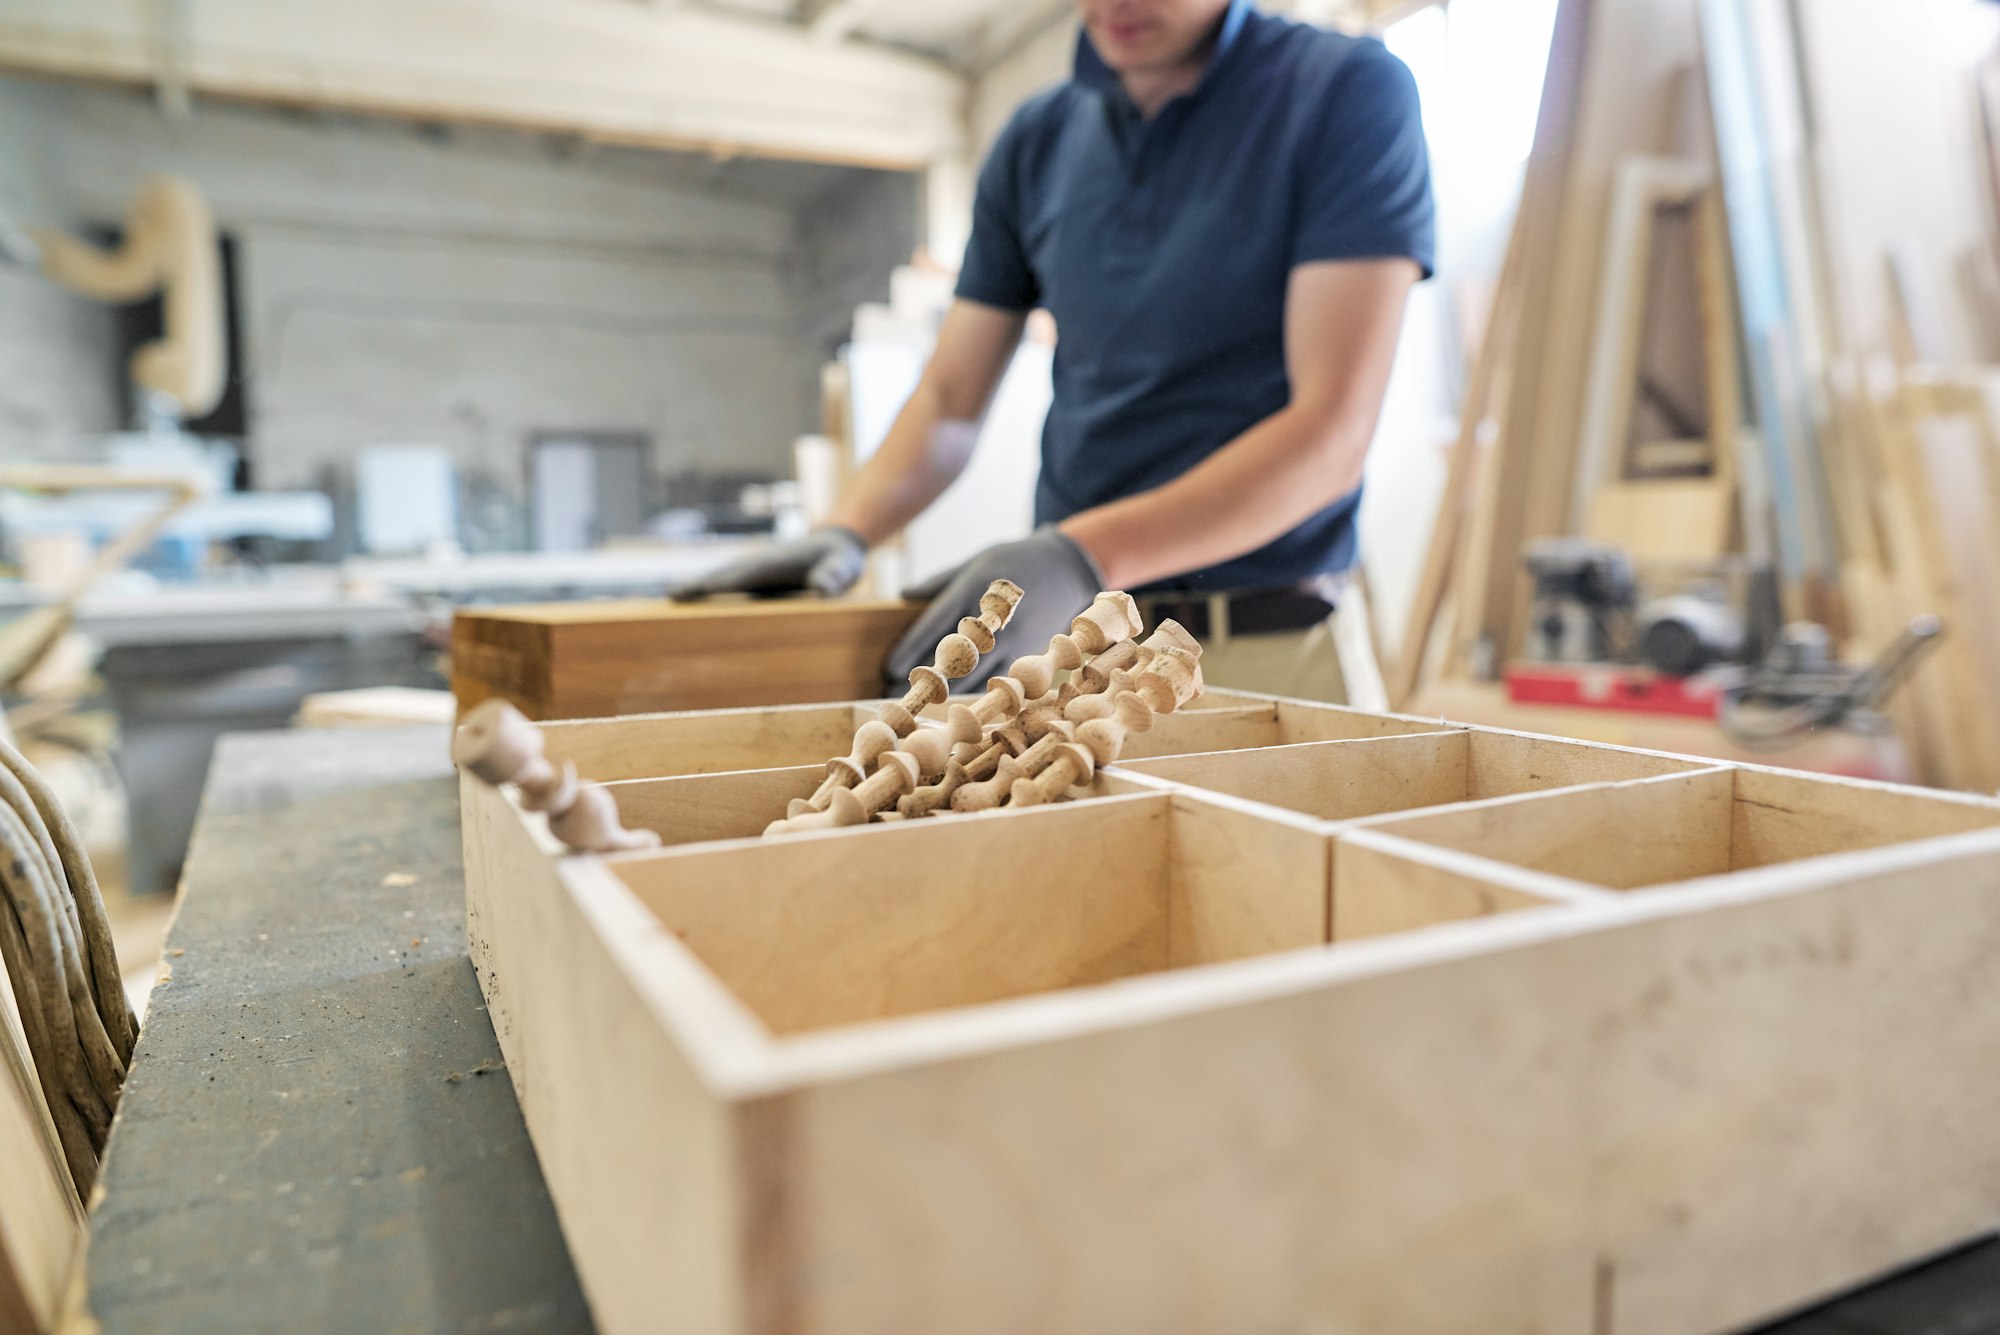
[764,583,1205,837]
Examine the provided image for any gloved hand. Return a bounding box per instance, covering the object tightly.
[884,526,1103,693]
[668,525,868,600]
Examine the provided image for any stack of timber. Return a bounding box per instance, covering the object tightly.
[1393,0,1737,701]
[1394,0,2000,791]
[449,597,921,720]
[459,686,2000,1335]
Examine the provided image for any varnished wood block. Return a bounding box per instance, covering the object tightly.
[450,596,922,720]
[459,692,2000,1335]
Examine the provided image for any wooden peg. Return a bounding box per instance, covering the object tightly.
[849,749,922,818]
[949,735,993,768]
[1076,691,1155,767]
[1135,646,1203,715]
[804,719,898,812]
[763,787,865,838]
[946,675,1026,744]
[453,699,659,852]
[1006,634,1085,699]
[1017,693,1072,742]
[953,729,1074,813]
[949,753,1027,813]
[1057,638,1140,709]
[895,728,953,783]
[902,740,1006,817]
[898,758,965,819]
[991,719,1031,756]
[1008,741,1096,808]
[1135,618,1203,668]
[1065,668,1139,724]
[1069,591,1143,654]
[955,578,1024,655]
[876,579,1019,733]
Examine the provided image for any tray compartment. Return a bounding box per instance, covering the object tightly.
[1353,766,2000,889]
[606,792,1332,1036]
[1116,727,1705,821]
[1118,698,1454,762]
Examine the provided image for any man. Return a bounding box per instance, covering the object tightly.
[678,0,1433,697]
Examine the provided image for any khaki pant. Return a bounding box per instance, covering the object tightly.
[1134,586,1387,709]
[1191,619,1348,703]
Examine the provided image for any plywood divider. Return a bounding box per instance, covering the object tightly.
[1275,699,1459,744]
[1165,792,1331,967]
[1116,705,1280,761]
[607,765,824,845]
[538,701,870,782]
[1729,765,2000,869]
[1120,732,1472,821]
[1352,769,1739,889]
[1332,828,1615,942]
[1463,726,1714,797]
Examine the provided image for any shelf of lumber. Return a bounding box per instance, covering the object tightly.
[460,685,2000,1335]
[449,596,921,720]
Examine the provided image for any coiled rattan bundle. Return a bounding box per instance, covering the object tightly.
[0,737,137,1195]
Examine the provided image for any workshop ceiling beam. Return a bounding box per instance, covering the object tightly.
[0,0,968,169]
[804,0,892,46]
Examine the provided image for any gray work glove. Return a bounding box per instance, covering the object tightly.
[885,526,1103,694]
[669,525,868,600]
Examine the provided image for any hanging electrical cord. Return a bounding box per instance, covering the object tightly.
[0,734,137,1195]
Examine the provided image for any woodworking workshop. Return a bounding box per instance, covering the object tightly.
[6,0,2000,1331]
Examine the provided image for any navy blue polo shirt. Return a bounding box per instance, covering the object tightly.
[956,1,1434,591]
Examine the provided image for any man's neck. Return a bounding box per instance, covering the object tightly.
[1117,17,1226,118]
[1120,61,1204,118]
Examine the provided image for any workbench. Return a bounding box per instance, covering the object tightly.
[79,724,2000,1333]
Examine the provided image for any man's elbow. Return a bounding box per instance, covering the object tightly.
[1297,409,1374,502]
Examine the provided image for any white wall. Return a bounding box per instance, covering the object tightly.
[0,79,121,460]
[971,21,1074,161]
[1799,0,2000,362]
[794,169,922,362]
[0,77,918,520]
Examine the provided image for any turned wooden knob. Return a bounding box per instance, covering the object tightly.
[1077,691,1155,766]
[1069,591,1143,655]
[896,727,953,782]
[1135,647,1203,716]
[455,699,660,852]
[1007,634,1086,699]
[765,787,866,837]
[946,675,1026,744]
[453,699,554,789]
[956,579,1024,654]
[1010,741,1095,808]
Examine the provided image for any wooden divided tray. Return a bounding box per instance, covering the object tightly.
[459,688,2000,1335]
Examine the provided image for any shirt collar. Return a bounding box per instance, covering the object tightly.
[1073,0,1255,100]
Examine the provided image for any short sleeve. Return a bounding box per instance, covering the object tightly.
[1290,40,1435,279]
[954,110,1043,311]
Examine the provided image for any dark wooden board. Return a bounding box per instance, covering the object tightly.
[451,596,921,720]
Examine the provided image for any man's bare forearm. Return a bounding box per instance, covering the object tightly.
[1063,258,1415,590]
[826,299,1029,547]
[1059,404,1372,589]
[827,380,982,545]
